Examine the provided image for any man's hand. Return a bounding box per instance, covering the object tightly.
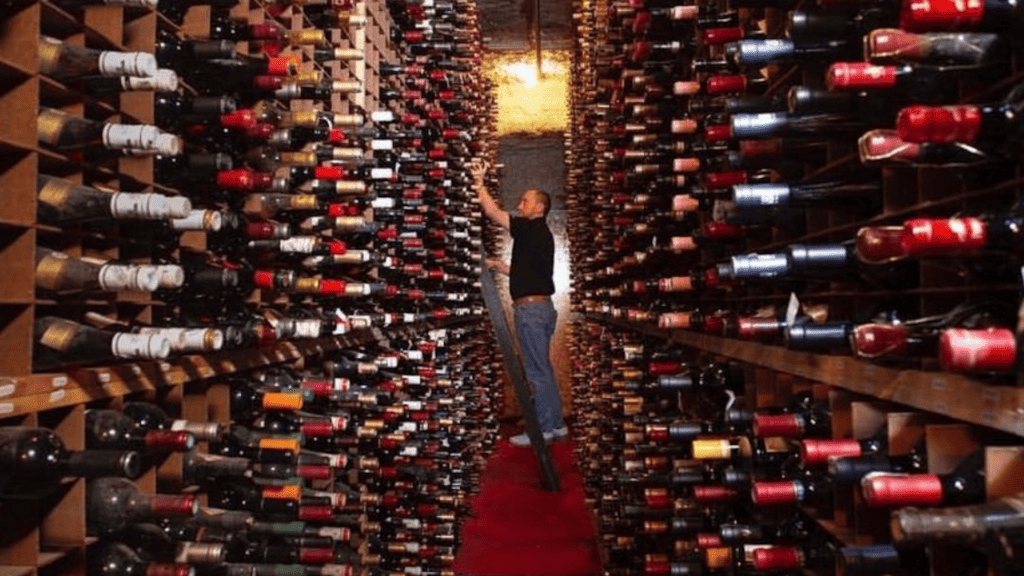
[471,159,510,230]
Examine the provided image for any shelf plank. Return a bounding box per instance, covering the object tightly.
[589,315,1024,437]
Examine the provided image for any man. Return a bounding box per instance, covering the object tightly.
[474,164,568,446]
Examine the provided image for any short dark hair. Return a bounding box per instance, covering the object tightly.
[526,188,551,216]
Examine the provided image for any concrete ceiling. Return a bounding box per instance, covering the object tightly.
[477,0,573,50]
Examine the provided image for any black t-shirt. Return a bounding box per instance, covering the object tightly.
[509,216,555,300]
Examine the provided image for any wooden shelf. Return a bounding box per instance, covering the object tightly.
[588,314,1024,437]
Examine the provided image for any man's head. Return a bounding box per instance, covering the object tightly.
[517,188,551,219]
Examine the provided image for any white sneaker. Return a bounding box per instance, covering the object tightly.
[509,433,531,446]
[548,426,569,440]
[509,427,570,447]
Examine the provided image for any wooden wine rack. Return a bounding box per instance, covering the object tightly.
[569,0,1024,574]
[0,0,458,573]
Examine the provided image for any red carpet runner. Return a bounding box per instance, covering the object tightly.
[453,439,603,576]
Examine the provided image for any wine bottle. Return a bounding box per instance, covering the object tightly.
[87,477,198,535]
[35,247,180,294]
[861,449,986,507]
[38,107,181,155]
[86,408,196,452]
[891,490,1024,545]
[39,36,157,82]
[0,427,141,497]
[34,316,173,371]
[865,29,1008,68]
[37,175,191,224]
[730,179,881,211]
[87,541,191,576]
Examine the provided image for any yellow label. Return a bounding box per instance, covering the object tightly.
[261,391,304,411]
[279,151,317,167]
[34,252,70,291]
[40,319,80,352]
[283,110,319,128]
[704,547,733,569]
[294,70,322,86]
[691,439,731,460]
[289,30,325,45]
[293,277,320,293]
[262,484,301,501]
[38,39,62,76]
[290,195,319,210]
[259,437,301,452]
[37,110,67,146]
[37,177,76,209]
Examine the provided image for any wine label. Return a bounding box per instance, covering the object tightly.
[332,180,368,194]
[97,264,161,291]
[901,217,987,256]
[171,210,222,232]
[279,151,317,166]
[730,112,787,139]
[279,236,317,253]
[733,39,794,67]
[827,63,898,90]
[671,4,699,19]
[97,51,157,78]
[732,183,792,209]
[288,29,325,45]
[39,318,80,352]
[331,48,363,61]
[111,332,171,359]
[37,39,62,77]
[331,147,364,160]
[110,192,192,220]
[900,0,985,32]
[102,124,181,155]
[37,109,67,146]
[730,253,789,278]
[331,80,361,93]
[332,113,365,127]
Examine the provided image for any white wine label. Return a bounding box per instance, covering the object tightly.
[101,123,158,150]
[110,192,191,220]
[97,51,157,78]
[121,69,179,92]
[370,110,396,123]
[279,236,317,253]
[98,264,160,292]
[331,80,362,93]
[293,319,322,339]
[111,332,171,360]
[370,139,394,151]
[332,147,364,160]
[171,210,222,231]
[154,264,185,288]
[370,168,394,180]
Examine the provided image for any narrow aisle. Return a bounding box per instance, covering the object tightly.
[453,438,603,576]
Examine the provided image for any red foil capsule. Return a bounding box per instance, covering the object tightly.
[897,105,982,143]
[316,166,345,180]
[899,217,987,256]
[939,328,1017,373]
[852,323,910,358]
[144,430,195,451]
[220,109,257,130]
[266,56,298,76]
[254,75,283,90]
[752,414,803,438]
[703,221,744,239]
[704,124,732,142]
[696,533,722,549]
[706,74,747,95]
[297,465,333,480]
[862,473,944,506]
[147,564,193,576]
[737,318,782,340]
[644,560,670,576]
[150,495,199,517]
[702,315,725,335]
[298,548,335,564]
[301,422,335,437]
[703,27,744,45]
[299,506,335,522]
[252,270,276,290]
[739,138,783,159]
[648,360,683,375]
[217,169,256,190]
[630,40,653,62]
[300,380,336,398]
[827,63,898,91]
[752,546,804,571]
[899,0,984,32]
[645,425,669,443]
[704,170,747,189]
[693,485,736,503]
[752,480,801,505]
[855,226,907,263]
[801,438,864,465]
[644,488,672,509]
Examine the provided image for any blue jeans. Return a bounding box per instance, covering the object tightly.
[513,299,566,433]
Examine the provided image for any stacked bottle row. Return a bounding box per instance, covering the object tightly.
[2,323,503,576]
[1,0,507,574]
[25,0,494,376]
[565,0,1023,381]
[569,317,1024,576]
